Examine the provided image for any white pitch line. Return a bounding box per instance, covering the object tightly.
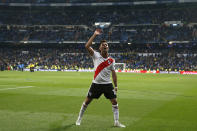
[0,86,35,91]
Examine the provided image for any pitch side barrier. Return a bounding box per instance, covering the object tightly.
[118,70,197,74]
[24,69,94,72]
[24,69,197,74]
[180,71,197,74]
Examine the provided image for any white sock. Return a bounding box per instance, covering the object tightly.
[78,102,88,120]
[112,104,119,122]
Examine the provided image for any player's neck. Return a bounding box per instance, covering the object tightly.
[101,51,108,58]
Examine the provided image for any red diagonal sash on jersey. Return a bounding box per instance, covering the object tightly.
[94,58,114,80]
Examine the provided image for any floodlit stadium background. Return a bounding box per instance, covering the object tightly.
[0,0,197,131]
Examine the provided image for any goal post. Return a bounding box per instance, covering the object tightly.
[114,63,126,71]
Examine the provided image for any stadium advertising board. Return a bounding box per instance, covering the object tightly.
[180,71,197,74]
[23,69,197,74]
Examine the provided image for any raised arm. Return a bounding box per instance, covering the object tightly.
[85,29,102,56]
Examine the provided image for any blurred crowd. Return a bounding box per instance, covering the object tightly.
[0,5,197,43]
[0,44,197,71]
[0,4,197,71]
[0,25,197,43]
[0,6,196,25]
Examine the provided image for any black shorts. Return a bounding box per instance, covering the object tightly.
[87,83,117,99]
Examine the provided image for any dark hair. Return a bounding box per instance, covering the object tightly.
[100,40,107,45]
[99,40,108,52]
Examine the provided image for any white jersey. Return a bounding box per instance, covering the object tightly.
[92,51,115,84]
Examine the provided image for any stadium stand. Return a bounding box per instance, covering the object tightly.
[0,1,197,72]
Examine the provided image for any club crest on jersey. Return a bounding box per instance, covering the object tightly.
[108,60,111,64]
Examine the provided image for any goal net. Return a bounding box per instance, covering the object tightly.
[114,63,126,71]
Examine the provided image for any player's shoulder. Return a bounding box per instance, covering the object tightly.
[108,56,115,61]
[94,50,100,54]
[95,51,102,56]
[92,50,101,58]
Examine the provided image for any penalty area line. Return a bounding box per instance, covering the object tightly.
[0,86,36,91]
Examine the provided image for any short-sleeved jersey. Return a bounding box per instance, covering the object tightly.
[92,51,115,84]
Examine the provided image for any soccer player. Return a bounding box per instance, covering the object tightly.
[76,29,126,128]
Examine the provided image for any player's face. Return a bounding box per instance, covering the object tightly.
[99,42,109,52]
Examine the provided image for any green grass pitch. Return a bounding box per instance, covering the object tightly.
[0,71,197,131]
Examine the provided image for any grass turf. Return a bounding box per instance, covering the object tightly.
[0,71,197,131]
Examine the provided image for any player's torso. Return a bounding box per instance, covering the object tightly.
[94,56,113,71]
[92,52,114,84]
